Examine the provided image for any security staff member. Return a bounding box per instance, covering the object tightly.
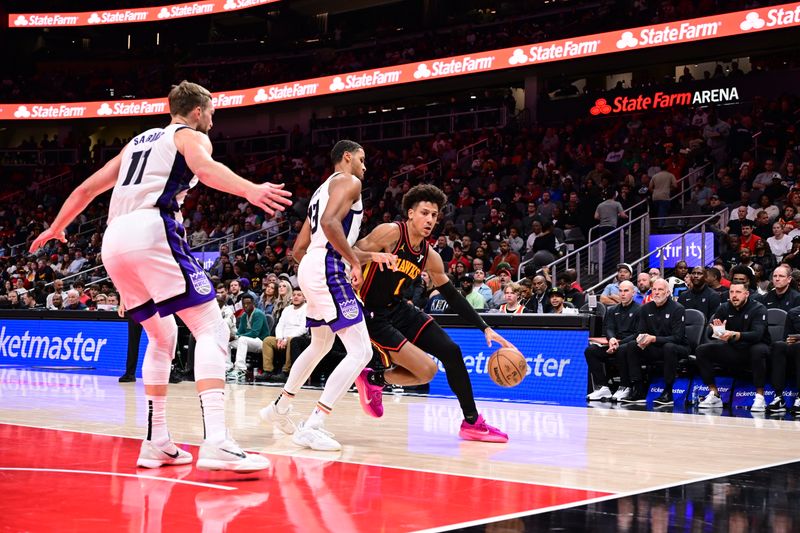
[678,266,721,322]
[585,280,640,402]
[768,304,800,413]
[696,281,770,411]
[620,278,689,406]
[756,264,800,312]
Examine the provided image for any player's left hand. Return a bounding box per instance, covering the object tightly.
[350,263,364,291]
[485,327,516,349]
[29,228,66,254]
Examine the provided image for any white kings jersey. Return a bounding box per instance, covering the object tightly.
[107,124,198,223]
[306,171,363,257]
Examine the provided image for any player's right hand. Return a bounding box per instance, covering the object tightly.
[350,264,364,291]
[29,228,66,254]
[248,182,293,216]
[371,252,398,272]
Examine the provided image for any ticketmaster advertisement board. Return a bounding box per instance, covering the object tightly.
[432,327,589,405]
[0,316,146,377]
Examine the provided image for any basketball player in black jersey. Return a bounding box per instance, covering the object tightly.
[354,184,514,442]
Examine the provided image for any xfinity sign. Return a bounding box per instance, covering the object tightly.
[649,232,714,268]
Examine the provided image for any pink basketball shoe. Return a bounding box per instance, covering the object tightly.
[458,415,508,443]
[354,369,384,418]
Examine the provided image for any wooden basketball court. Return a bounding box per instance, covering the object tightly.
[1,369,799,531]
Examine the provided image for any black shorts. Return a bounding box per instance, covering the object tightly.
[365,302,434,366]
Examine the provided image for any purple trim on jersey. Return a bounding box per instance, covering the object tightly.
[306,248,363,332]
[128,299,157,323]
[155,130,193,212]
[155,209,215,317]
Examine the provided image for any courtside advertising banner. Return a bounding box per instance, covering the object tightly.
[4,3,800,119]
[8,0,279,28]
[433,327,589,405]
[648,232,715,269]
[0,318,147,377]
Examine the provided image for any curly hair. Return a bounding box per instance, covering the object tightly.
[402,184,446,213]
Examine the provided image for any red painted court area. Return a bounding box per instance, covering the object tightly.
[0,424,609,532]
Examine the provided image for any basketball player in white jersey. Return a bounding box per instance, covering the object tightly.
[260,140,397,451]
[29,81,291,472]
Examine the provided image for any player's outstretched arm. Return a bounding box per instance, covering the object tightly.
[354,223,399,271]
[293,219,311,264]
[178,128,292,215]
[29,152,123,254]
[427,248,515,349]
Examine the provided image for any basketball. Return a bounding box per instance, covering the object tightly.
[487,347,527,388]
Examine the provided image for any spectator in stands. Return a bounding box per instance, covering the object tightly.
[678,266,721,321]
[690,177,712,208]
[498,283,527,314]
[529,220,559,257]
[768,222,793,261]
[696,281,770,411]
[585,280,640,402]
[448,242,471,272]
[46,278,67,309]
[470,267,492,305]
[726,206,753,236]
[547,287,569,314]
[620,278,689,405]
[556,272,585,309]
[594,190,628,233]
[634,272,652,304]
[48,292,63,310]
[769,304,800,413]
[433,235,453,263]
[755,264,800,311]
[258,281,279,315]
[507,227,524,255]
[753,210,773,242]
[63,289,86,310]
[752,239,777,276]
[782,236,800,270]
[227,294,270,382]
[525,275,551,313]
[738,221,761,253]
[650,167,677,224]
[752,159,782,191]
[703,109,730,169]
[599,263,633,305]
[216,283,237,343]
[271,280,293,322]
[666,260,689,297]
[489,239,520,275]
[258,288,307,383]
[459,274,485,311]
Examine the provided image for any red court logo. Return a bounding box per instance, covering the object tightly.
[590,99,612,115]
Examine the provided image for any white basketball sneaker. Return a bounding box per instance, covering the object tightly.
[750,393,766,412]
[586,386,612,401]
[136,440,193,469]
[292,422,341,451]
[259,403,297,434]
[196,437,271,473]
[611,387,630,402]
[698,391,723,409]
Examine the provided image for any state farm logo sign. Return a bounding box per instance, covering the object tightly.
[507,40,600,64]
[615,21,721,49]
[590,87,740,115]
[740,7,800,30]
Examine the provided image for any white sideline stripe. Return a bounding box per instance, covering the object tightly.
[412,455,800,532]
[0,467,236,490]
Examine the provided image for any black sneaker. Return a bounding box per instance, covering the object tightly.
[620,384,647,404]
[118,374,135,383]
[767,396,786,412]
[254,371,275,383]
[653,389,673,406]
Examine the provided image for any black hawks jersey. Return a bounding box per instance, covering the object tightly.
[359,222,429,308]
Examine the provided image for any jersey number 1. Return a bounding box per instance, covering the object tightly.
[122,149,152,186]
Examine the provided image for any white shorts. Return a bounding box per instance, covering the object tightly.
[102,209,215,323]
[299,248,363,332]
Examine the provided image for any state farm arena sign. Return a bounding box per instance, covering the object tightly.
[3,2,800,120]
[8,0,280,28]
[590,87,740,115]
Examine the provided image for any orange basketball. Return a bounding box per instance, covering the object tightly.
[487,347,527,388]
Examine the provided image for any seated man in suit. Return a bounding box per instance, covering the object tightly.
[584,281,640,402]
[257,288,308,383]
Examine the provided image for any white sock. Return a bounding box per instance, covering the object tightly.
[199,389,227,444]
[275,389,295,412]
[306,402,332,428]
[146,395,169,445]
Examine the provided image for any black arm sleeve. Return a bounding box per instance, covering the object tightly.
[436,281,489,331]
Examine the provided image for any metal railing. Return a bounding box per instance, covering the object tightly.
[456,138,488,164]
[585,209,728,294]
[667,162,713,212]
[519,212,650,286]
